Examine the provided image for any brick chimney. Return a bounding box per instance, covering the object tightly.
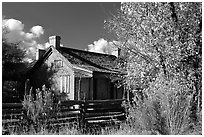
[36,49,46,60]
[49,35,61,50]
[112,46,121,57]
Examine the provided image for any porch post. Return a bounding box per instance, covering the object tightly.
[122,85,126,100]
[89,78,94,100]
[78,77,81,100]
[24,79,30,96]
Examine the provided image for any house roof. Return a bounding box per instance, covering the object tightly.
[73,64,116,74]
[58,47,119,71]
[26,46,123,78]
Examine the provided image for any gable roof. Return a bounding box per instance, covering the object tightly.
[58,47,119,71]
[26,45,122,78]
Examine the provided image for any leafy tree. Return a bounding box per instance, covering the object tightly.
[106,2,201,99]
[2,41,26,64]
[2,26,26,102]
[2,27,26,65]
[105,2,202,126]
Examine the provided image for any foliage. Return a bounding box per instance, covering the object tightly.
[105,2,201,94]
[126,74,201,135]
[105,1,201,125]
[22,85,59,131]
[105,2,202,134]
[2,27,27,102]
[6,125,82,135]
[2,41,26,64]
[2,27,26,64]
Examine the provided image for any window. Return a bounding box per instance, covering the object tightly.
[54,60,63,68]
[60,75,70,93]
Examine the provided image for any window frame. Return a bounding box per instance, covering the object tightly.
[54,60,63,68]
[60,75,71,94]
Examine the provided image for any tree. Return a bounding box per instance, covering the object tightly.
[2,27,26,65]
[2,26,27,102]
[105,3,202,134]
[2,41,26,64]
[106,2,201,98]
[105,2,202,128]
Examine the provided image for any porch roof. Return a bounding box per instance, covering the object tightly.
[73,64,115,74]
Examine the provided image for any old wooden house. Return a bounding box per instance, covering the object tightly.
[26,36,125,101]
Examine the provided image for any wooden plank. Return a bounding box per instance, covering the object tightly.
[2,114,24,120]
[86,112,125,118]
[86,101,123,106]
[85,113,125,121]
[50,112,80,121]
[2,100,127,129]
[85,103,122,109]
[48,116,80,127]
[85,107,125,113]
[85,101,124,111]
[60,100,84,107]
[85,111,123,118]
[86,120,123,128]
[87,119,122,124]
[2,103,23,109]
[49,116,79,123]
[55,115,80,119]
[2,109,24,115]
[86,102,122,108]
[56,110,80,115]
[2,119,22,126]
[60,105,81,110]
[2,125,19,133]
[86,102,122,107]
[49,122,77,127]
[2,119,21,123]
[59,108,81,112]
[86,99,124,104]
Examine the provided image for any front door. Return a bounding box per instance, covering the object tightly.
[95,78,111,100]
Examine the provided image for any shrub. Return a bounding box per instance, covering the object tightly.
[22,85,59,132]
[128,74,201,135]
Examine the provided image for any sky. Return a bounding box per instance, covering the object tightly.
[2,2,121,61]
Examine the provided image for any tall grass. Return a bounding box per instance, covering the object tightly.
[22,85,59,132]
[127,74,202,135]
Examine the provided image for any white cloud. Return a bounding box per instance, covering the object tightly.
[2,18,45,62]
[3,19,24,31]
[44,42,51,49]
[25,32,35,41]
[30,25,44,37]
[87,38,120,57]
[4,30,24,43]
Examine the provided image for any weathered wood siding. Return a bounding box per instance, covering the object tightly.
[74,78,93,100]
[46,49,75,100]
[30,48,75,100]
